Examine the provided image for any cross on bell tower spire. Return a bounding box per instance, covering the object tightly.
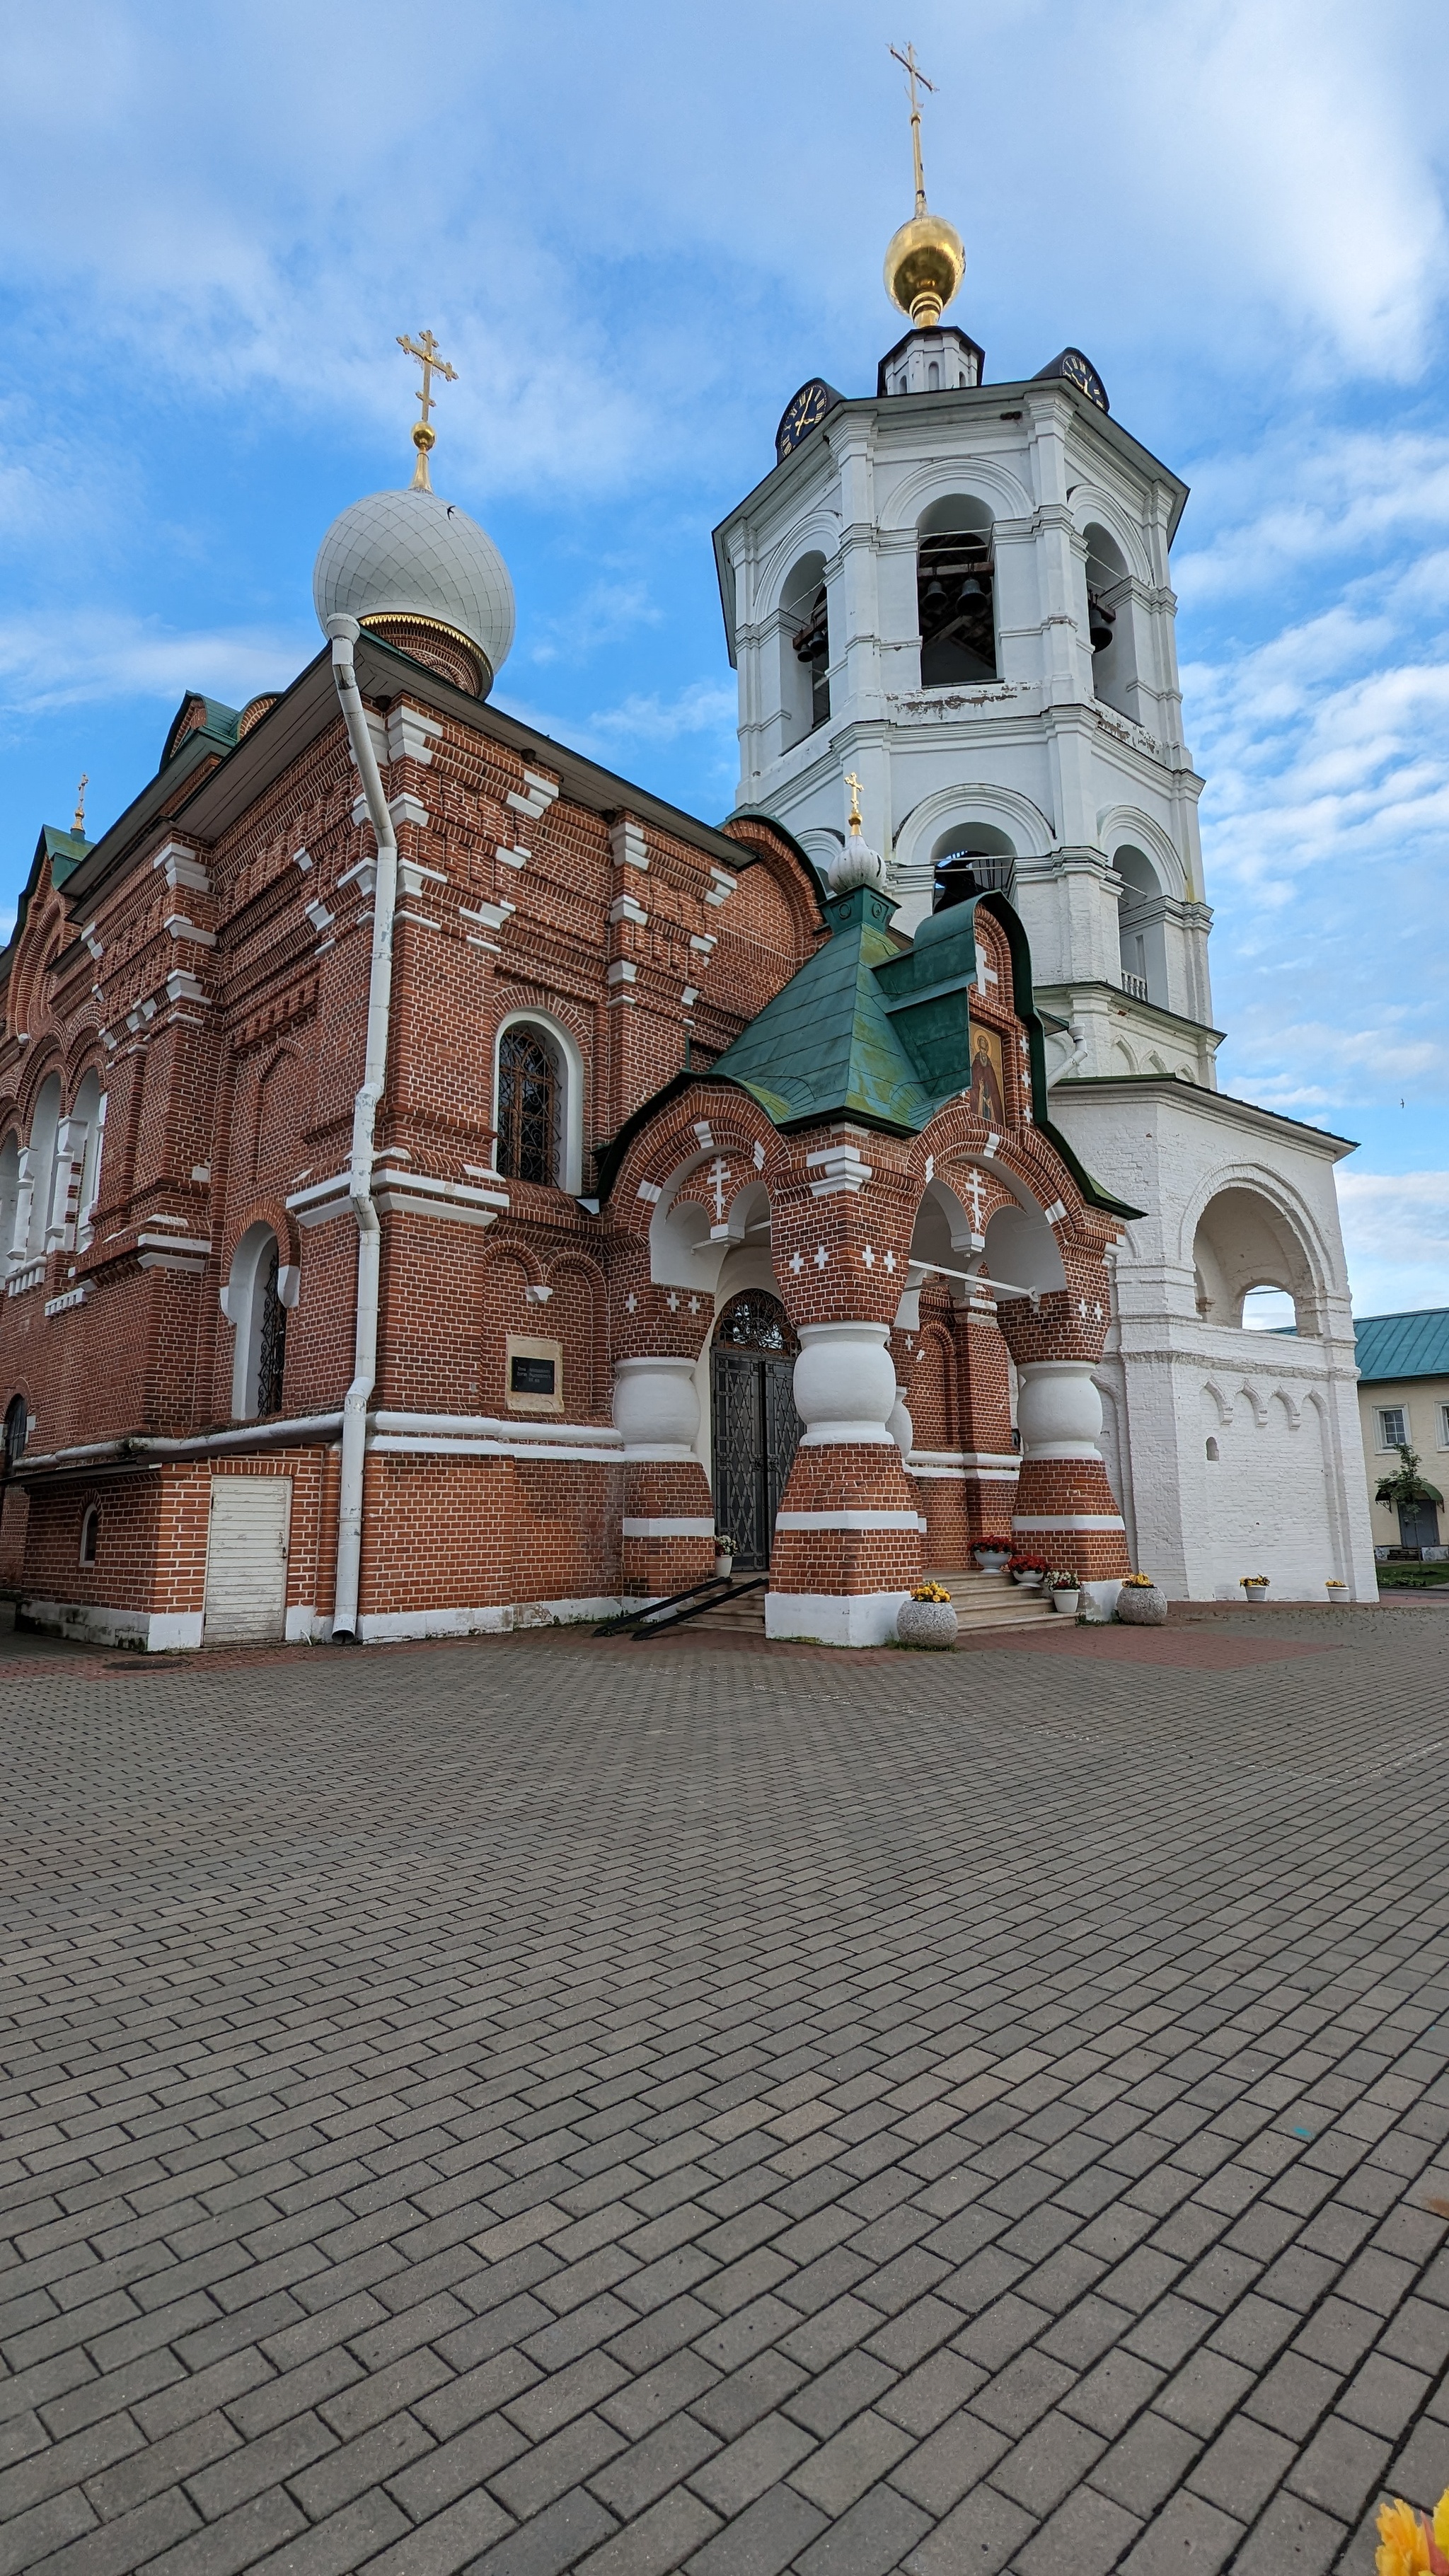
[889,40,935,216]
[397,328,458,492]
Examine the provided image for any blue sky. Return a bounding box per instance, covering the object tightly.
[3,0,1448,1315]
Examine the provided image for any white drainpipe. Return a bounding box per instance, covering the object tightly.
[325,614,397,1641]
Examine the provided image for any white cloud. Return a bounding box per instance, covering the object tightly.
[1336,1169,1449,1314]
[529,581,663,667]
[0,610,311,717]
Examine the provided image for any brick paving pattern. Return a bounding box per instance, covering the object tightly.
[2,1607,1448,2573]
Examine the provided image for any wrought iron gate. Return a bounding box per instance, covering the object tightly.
[710,1295,801,1571]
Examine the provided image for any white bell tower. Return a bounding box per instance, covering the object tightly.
[712,43,1218,1086]
[714,346,1222,1085]
[708,50,1380,1607]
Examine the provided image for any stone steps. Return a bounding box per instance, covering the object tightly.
[681,1569,1061,1640]
[924,1568,1058,1632]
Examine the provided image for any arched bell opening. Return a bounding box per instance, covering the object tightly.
[929,819,1016,902]
[917,496,997,686]
[1084,522,1138,720]
[1191,1188,1320,1334]
[780,553,830,747]
[710,1291,802,1573]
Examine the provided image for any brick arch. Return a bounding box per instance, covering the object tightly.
[478,1230,545,1416]
[543,1252,608,1420]
[221,1194,300,1276]
[608,1081,786,1228]
[14,1042,67,1134]
[59,1034,110,1102]
[7,890,67,1046]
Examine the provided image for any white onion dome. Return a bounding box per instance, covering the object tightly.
[828,816,886,895]
[312,484,515,697]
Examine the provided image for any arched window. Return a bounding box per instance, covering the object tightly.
[19,1073,62,1262]
[1112,847,1166,1006]
[3,1394,28,1477]
[54,1070,105,1253]
[780,553,829,746]
[226,1225,293,1419]
[79,1503,99,1567]
[918,497,996,686]
[496,1027,560,1186]
[0,1131,19,1272]
[715,1293,799,1353]
[1084,524,1138,720]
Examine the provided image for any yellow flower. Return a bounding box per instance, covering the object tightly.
[1376,2490,1449,2575]
[1377,2496,1431,2575]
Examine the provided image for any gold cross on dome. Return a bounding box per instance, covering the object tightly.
[74,772,88,836]
[845,770,863,830]
[397,329,458,489]
[398,328,456,427]
[889,39,935,213]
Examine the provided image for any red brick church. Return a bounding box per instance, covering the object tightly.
[0,379,1134,1648]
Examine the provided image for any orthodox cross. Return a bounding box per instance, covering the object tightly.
[73,773,88,836]
[397,328,458,488]
[844,770,863,830]
[964,1166,986,1232]
[706,1156,732,1222]
[889,39,935,213]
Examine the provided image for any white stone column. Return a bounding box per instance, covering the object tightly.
[613,1356,715,1593]
[792,1321,897,1445]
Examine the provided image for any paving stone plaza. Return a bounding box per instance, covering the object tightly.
[4,1609,1449,2575]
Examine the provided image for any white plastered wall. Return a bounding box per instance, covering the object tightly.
[1050,1080,1378,1599]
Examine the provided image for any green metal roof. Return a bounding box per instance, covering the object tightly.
[666,880,1141,1221]
[707,882,933,1131]
[1355,1309,1449,1382]
[40,826,93,888]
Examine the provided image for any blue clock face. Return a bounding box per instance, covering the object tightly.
[775,379,841,462]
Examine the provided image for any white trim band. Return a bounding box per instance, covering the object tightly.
[1012,1513,1126,1531]
[622,1518,715,1539]
[775,1508,920,1531]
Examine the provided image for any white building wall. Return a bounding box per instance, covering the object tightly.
[1051,1080,1378,1600]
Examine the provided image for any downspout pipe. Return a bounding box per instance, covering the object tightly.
[325,614,398,1641]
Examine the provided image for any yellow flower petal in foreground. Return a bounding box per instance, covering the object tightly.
[1436,2488,1449,2555]
[1377,2496,1431,2576]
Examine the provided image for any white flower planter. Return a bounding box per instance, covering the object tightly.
[896,1599,959,1649]
[715,1555,734,1580]
[1116,1583,1167,1627]
[1325,1586,1348,1605]
[974,1549,1010,1571]
[1241,1583,1269,1607]
[1050,1588,1080,1616]
[1012,1571,1045,1590]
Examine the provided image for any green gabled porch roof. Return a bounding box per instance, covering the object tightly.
[706,883,933,1131]
[596,880,1141,1220]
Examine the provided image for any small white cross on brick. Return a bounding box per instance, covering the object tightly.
[790,1250,803,1274]
[861,1245,875,1269]
[814,1244,829,1269]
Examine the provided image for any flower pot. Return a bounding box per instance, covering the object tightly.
[896,1599,959,1649]
[1050,1588,1080,1616]
[1324,1586,1347,1605]
[1242,1582,1269,1607]
[974,1549,1010,1571]
[715,1554,734,1579]
[1012,1570,1044,1590]
[1116,1583,1167,1627]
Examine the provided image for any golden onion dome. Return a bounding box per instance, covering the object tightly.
[884,210,966,330]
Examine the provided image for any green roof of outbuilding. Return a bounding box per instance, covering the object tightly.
[1355,1309,1449,1382]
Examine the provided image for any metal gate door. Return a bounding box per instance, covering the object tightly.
[711,1298,802,1572]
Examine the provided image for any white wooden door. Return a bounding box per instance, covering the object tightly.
[203,1476,291,1644]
